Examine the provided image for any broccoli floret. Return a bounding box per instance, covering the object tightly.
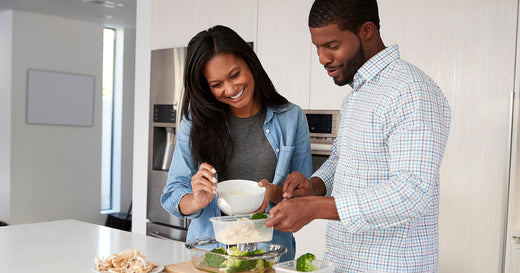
[220,248,270,273]
[212,247,228,255]
[296,253,319,272]
[255,259,272,270]
[251,213,268,220]
[202,247,227,268]
[226,246,249,257]
[252,249,266,255]
[222,258,269,273]
[242,249,266,256]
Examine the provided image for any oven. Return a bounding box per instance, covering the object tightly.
[304,110,340,172]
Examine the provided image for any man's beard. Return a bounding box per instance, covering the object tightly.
[334,42,366,86]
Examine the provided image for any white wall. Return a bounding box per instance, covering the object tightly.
[0,10,13,222]
[8,10,105,225]
[120,29,136,214]
[132,0,152,234]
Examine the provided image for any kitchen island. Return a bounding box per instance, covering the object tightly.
[0,219,190,272]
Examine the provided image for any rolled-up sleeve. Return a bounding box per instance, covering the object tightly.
[160,117,202,219]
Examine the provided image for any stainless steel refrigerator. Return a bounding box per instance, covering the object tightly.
[146,47,190,241]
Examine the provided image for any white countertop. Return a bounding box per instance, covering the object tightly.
[0,219,190,272]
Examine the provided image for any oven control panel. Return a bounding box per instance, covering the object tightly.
[304,110,340,138]
[307,113,333,134]
[304,110,340,155]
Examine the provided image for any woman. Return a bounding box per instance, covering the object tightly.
[160,25,312,262]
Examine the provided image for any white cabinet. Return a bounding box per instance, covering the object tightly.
[151,0,258,49]
[256,0,314,109]
[509,243,520,273]
[505,6,520,271]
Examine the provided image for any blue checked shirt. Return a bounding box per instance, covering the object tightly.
[313,45,451,273]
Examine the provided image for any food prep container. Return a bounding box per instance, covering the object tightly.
[272,259,335,273]
[210,214,273,245]
[185,238,287,273]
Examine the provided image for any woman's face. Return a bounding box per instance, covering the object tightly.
[203,53,260,118]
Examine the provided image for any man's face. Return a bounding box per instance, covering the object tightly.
[310,24,366,86]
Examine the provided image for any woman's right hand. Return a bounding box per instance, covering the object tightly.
[179,163,217,215]
[191,163,218,208]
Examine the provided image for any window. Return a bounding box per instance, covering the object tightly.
[101,27,126,213]
[101,28,115,210]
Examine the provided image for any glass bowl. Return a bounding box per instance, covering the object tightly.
[210,214,273,245]
[272,259,335,273]
[185,238,287,273]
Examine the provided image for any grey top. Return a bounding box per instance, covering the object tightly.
[224,110,277,182]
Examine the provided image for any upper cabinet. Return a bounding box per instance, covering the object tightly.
[256,0,314,109]
[151,0,257,50]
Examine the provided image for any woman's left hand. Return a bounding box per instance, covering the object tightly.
[253,179,283,213]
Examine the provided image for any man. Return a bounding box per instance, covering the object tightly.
[265,0,451,272]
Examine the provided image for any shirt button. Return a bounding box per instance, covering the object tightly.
[275,148,279,153]
[265,129,270,133]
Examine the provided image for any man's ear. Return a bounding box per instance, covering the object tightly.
[358,21,377,42]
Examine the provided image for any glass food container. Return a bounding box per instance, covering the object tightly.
[210,214,273,245]
[185,238,286,273]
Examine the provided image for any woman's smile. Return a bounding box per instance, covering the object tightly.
[230,87,245,100]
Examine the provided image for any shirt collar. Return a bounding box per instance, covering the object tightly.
[264,103,294,123]
[350,45,400,91]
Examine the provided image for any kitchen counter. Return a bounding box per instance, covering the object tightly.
[0,219,190,272]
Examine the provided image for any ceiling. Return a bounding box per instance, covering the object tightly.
[0,0,136,29]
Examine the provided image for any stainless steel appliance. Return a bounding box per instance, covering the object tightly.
[304,109,340,172]
[147,47,190,241]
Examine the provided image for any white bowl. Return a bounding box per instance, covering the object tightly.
[217,179,266,215]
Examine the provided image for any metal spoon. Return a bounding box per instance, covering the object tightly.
[215,182,233,215]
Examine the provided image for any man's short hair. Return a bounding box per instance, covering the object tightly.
[308,0,380,33]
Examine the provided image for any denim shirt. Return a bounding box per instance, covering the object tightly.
[161,103,312,261]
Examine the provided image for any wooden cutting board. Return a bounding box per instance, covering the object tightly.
[163,260,275,273]
[164,260,204,273]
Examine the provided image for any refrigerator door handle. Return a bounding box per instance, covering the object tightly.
[149,230,176,240]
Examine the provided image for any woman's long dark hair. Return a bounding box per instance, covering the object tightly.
[181,25,288,177]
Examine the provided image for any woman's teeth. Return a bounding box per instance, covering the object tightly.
[230,88,244,100]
